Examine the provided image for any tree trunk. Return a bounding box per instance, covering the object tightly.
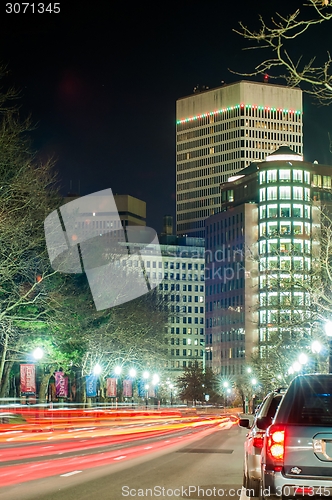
[38,369,55,403]
[0,330,9,389]
[0,360,13,398]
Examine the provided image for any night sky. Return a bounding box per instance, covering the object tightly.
[1,1,331,233]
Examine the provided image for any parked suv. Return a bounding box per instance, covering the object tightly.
[239,388,285,496]
[261,374,332,500]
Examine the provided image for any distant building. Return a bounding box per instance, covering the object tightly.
[63,193,146,231]
[205,146,332,376]
[176,80,303,237]
[157,233,205,376]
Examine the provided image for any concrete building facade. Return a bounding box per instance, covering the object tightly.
[176,81,303,238]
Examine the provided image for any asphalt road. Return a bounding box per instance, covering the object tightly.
[0,419,247,500]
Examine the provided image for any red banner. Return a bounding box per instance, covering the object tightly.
[55,371,68,398]
[123,379,132,397]
[106,377,117,397]
[20,364,36,396]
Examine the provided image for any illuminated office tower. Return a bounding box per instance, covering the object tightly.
[176,81,303,237]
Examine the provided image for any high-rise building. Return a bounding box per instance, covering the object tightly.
[205,146,332,377]
[176,81,303,238]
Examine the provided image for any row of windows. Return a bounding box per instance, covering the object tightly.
[205,245,244,264]
[177,186,220,201]
[259,291,309,306]
[169,337,201,345]
[177,147,242,162]
[177,177,221,192]
[259,257,311,271]
[206,295,244,310]
[169,348,203,357]
[260,310,311,324]
[206,329,245,344]
[177,122,240,142]
[206,282,244,298]
[177,220,212,232]
[170,317,205,324]
[260,186,310,202]
[168,327,204,335]
[160,283,204,292]
[260,221,311,238]
[166,360,200,368]
[259,238,311,255]
[177,130,241,151]
[260,204,310,219]
[177,125,301,153]
[260,169,310,184]
[177,209,216,221]
[176,155,242,172]
[259,273,309,288]
[177,107,302,133]
[177,198,222,211]
[246,120,301,131]
[207,312,245,328]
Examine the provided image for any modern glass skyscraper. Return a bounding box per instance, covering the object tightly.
[176,81,303,238]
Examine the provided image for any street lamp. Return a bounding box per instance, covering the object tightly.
[324,321,332,374]
[32,347,44,360]
[312,340,322,372]
[93,363,102,375]
[144,384,149,409]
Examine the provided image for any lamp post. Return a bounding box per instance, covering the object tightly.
[222,381,229,408]
[324,321,332,374]
[312,340,322,372]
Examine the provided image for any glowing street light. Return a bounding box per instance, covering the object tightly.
[32,347,44,360]
[298,353,308,365]
[312,341,322,354]
[93,363,102,375]
[114,366,122,376]
[142,371,149,380]
[152,374,160,385]
[129,368,137,378]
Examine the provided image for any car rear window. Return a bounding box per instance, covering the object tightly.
[287,378,332,425]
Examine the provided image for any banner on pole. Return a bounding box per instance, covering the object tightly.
[123,379,132,397]
[106,377,117,397]
[55,371,68,398]
[20,364,36,396]
[86,374,97,397]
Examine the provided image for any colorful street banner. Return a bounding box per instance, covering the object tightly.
[55,371,68,398]
[86,374,97,397]
[106,377,117,397]
[20,364,36,396]
[138,379,146,397]
[123,379,132,397]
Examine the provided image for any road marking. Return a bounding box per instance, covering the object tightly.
[60,471,82,477]
[144,446,152,449]
[114,456,126,460]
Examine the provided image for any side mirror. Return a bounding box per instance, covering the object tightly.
[256,416,271,430]
[238,418,250,429]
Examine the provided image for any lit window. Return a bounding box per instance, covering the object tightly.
[279,186,291,199]
[267,170,277,183]
[293,187,303,200]
[293,170,303,182]
[267,187,277,200]
[260,188,266,201]
[279,169,291,181]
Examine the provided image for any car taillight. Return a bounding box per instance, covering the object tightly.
[267,425,285,463]
[253,432,264,449]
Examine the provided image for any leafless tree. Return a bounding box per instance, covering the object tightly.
[233,1,332,104]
